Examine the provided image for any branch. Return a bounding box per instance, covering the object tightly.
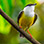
[0,8,41,44]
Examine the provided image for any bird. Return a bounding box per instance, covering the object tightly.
[17,3,37,38]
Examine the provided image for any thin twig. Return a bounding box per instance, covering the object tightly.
[0,8,41,44]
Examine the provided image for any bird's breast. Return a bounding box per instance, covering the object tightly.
[19,13,34,29]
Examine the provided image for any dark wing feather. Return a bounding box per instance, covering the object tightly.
[17,11,23,24]
[32,14,37,25]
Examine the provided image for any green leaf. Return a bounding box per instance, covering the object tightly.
[21,0,26,6]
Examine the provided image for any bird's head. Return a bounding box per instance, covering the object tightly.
[23,3,36,12]
[23,3,36,17]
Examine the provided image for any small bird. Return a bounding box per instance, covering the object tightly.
[17,3,37,38]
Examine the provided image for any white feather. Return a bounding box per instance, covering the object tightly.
[23,6,35,17]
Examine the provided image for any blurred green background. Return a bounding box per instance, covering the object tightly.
[0,0,44,44]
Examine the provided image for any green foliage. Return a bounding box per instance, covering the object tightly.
[21,0,26,6]
[1,0,44,44]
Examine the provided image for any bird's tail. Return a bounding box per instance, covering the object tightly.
[19,26,24,37]
[20,33,24,37]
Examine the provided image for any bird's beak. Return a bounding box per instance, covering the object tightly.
[34,3,37,5]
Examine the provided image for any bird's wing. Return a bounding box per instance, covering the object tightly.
[17,11,24,24]
[32,14,37,25]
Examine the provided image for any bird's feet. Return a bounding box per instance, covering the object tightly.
[19,26,22,28]
[27,30,32,38]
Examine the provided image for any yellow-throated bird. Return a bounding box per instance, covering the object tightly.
[17,3,37,38]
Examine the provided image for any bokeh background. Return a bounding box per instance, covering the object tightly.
[0,0,44,44]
